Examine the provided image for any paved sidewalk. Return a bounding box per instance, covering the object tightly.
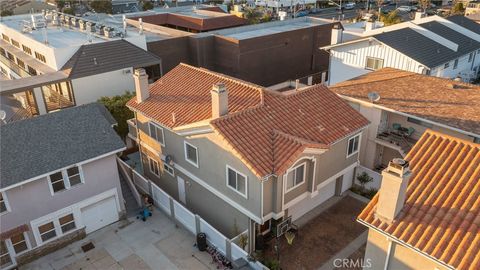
[23,209,215,270]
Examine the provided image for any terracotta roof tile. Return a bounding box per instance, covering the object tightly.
[358,130,480,270]
[331,68,480,135]
[129,64,369,178]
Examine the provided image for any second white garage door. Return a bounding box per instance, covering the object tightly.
[81,196,119,234]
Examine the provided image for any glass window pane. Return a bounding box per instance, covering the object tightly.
[69,175,82,186]
[0,202,6,213]
[59,214,74,225]
[13,241,27,254]
[295,165,304,185]
[40,230,56,242]
[228,169,236,188]
[61,222,76,233]
[0,241,8,255]
[149,123,157,140]
[52,181,65,192]
[187,145,197,163]
[67,167,79,176]
[286,171,295,189]
[11,234,28,254]
[237,175,246,194]
[50,172,63,182]
[39,222,54,233]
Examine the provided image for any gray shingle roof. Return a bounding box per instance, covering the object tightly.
[446,15,480,35]
[373,24,480,68]
[61,40,161,79]
[0,103,125,189]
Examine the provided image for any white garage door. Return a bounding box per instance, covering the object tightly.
[81,196,119,234]
[290,180,336,221]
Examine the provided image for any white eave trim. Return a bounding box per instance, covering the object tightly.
[0,147,126,192]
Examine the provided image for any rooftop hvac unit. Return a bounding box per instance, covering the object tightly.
[79,20,86,30]
[31,14,46,29]
[104,27,115,38]
[71,18,78,27]
[86,22,96,32]
[63,15,71,26]
[95,25,105,35]
[52,13,59,25]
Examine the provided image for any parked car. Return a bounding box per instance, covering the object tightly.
[397,5,412,12]
[344,3,356,9]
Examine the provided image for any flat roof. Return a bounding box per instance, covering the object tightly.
[211,17,332,40]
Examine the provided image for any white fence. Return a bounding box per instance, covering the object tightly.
[119,160,267,269]
[355,165,382,190]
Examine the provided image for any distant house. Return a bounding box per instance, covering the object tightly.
[0,104,126,269]
[358,130,480,270]
[323,15,480,85]
[13,1,56,15]
[125,64,369,251]
[465,1,480,16]
[331,68,480,173]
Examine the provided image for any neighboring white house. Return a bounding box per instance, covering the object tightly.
[323,15,480,85]
[0,11,162,122]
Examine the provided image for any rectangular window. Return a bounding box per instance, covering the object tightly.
[59,214,76,233]
[444,62,450,69]
[49,166,83,194]
[184,142,198,167]
[38,222,57,242]
[163,163,174,176]
[347,134,360,157]
[6,52,14,61]
[0,47,5,57]
[0,193,8,214]
[285,163,306,191]
[468,53,474,63]
[149,157,160,177]
[11,39,19,48]
[17,58,25,69]
[22,45,32,55]
[148,122,165,145]
[34,52,46,63]
[453,59,458,69]
[407,117,433,128]
[226,166,247,197]
[27,66,37,76]
[2,34,9,42]
[0,240,12,268]
[49,172,66,193]
[11,233,28,254]
[365,57,384,70]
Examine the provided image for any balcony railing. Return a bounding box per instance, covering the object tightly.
[376,131,417,157]
[127,118,137,140]
[0,53,31,78]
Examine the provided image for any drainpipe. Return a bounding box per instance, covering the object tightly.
[384,239,393,270]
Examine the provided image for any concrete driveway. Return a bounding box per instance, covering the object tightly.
[23,209,215,270]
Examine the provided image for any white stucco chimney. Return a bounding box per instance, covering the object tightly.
[414,11,426,21]
[331,24,343,45]
[376,158,412,223]
[211,83,228,118]
[134,68,149,103]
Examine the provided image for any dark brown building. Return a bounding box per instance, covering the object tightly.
[145,17,341,86]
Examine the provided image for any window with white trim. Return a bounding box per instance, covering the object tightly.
[226,166,247,197]
[347,134,360,157]
[0,240,12,268]
[163,163,174,176]
[38,222,57,242]
[444,62,450,69]
[468,52,474,63]
[365,57,384,70]
[10,233,28,254]
[149,157,160,177]
[285,163,305,191]
[453,59,458,69]
[149,122,165,145]
[0,192,9,214]
[48,166,84,194]
[184,142,198,167]
[59,213,76,233]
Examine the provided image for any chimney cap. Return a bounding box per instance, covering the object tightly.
[212,82,226,93]
[134,68,146,76]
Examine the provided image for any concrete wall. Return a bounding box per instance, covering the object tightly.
[71,68,135,105]
[147,37,192,73]
[1,155,125,237]
[364,229,449,270]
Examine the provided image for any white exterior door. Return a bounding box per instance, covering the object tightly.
[177,176,186,204]
[81,196,119,234]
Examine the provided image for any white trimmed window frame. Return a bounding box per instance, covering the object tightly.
[284,162,306,193]
[163,163,175,177]
[148,122,165,146]
[47,166,85,195]
[365,56,384,70]
[7,232,32,256]
[148,157,160,177]
[226,165,248,199]
[346,134,361,158]
[34,211,79,245]
[0,191,11,215]
[184,141,199,168]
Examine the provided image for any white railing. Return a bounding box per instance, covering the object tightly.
[355,165,382,190]
[119,160,267,270]
[116,158,142,207]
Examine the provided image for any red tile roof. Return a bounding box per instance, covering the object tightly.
[331,68,480,135]
[358,130,480,270]
[129,64,369,178]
